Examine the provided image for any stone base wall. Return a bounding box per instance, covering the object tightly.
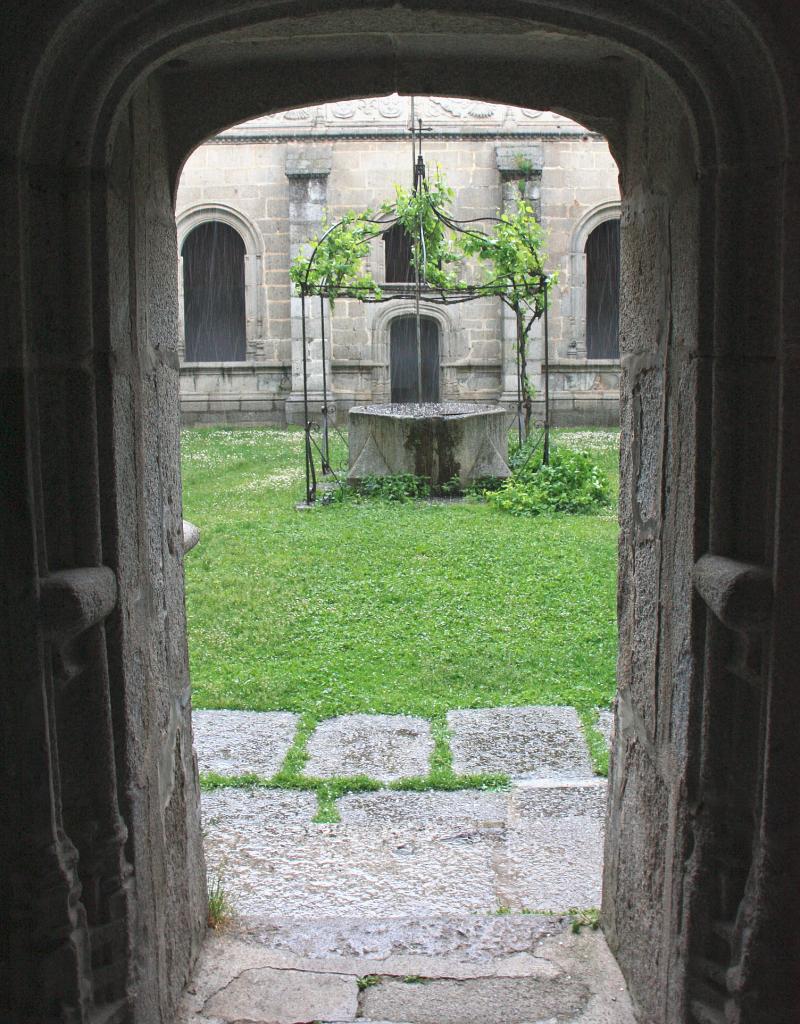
[181,388,621,427]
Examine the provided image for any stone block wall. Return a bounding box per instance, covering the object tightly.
[175,98,621,427]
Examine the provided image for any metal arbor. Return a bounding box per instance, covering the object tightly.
[293,107,553,505]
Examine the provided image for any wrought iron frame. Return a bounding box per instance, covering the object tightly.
[295,108,553,505]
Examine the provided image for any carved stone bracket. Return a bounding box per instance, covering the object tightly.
[692,554,773,633]
[182,520,200,553]
[39,567,118,641]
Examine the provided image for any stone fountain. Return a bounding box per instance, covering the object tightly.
[347,402,510,491]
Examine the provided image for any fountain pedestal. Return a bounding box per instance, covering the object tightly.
[347,402,510,490]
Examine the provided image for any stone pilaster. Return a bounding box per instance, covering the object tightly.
[285,146,333,424]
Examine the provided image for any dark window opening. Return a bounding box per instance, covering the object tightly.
[390,316,440,403]
[182,221,247,361]
[384,222,415,283]
[585,218,620,359]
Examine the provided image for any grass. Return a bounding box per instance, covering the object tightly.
[206,871,234,929]
[181,425,619,788]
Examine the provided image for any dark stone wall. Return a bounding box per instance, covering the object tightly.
[1,3,798,1023]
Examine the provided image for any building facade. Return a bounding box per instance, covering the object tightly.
[176,95,621,426]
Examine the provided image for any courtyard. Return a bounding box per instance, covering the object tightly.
[178,424,630,1022]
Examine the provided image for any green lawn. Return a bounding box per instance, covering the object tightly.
[181,425,619,787]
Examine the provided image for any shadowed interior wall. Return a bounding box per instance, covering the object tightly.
[2,4,798,1024]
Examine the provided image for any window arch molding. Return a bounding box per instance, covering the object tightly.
[367,301,458,401]
[565,200,621,360]
[176,203,264,360]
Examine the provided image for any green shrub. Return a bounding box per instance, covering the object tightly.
[359,473,431,501]
[487,446,611,516]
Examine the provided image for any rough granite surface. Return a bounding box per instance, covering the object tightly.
[305,714,434,781]
[202,782,605,917]
[337,789,508,827]
[178,924,636,1023]
[447,706,594,779]
[192,710,299,777]
[596,710,614,749]
[201,787,318,830]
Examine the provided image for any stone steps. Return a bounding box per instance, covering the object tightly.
[178,913,635,1024]
[183,707,626,1023]
[201,780,607,918]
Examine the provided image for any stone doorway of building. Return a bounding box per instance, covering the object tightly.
[8,3,796,1022]
[390,315,440,403]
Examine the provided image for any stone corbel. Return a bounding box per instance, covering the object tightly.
[183,519,200,553]
[692,554,773,633]
[39,567,118,641]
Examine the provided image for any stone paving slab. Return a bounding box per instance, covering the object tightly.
[203,819,502,918]
[179,924,636,1024]
[236,913,566,966]
[497,813,605,911]
[192,710,299,777]
[447,706,594,779]
[596,709,614,749]
[508,779,607,823]
[204,965,357,1023]
[201,787,318,831]
[305,714,434,781]
[359,973,589,1024]
[337,789,508,827]
[201,784,605,918]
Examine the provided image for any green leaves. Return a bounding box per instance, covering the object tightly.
[289,209,382,309]
[288,167,552,319]
[487,447,613,517]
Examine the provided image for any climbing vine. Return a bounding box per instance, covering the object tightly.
[290,169,554,436]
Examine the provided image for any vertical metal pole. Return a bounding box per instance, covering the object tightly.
[413,111,423,404]
[301,290,313,503]
[515,304,524,446]
[410,96,416,186]
[543,277,551,465]
[319,293,330,473]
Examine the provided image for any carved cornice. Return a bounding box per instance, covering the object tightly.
[214,94,594,143]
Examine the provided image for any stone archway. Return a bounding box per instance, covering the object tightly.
[3,5,798,1024]
[176,203,265,361]
[565,201,622,360]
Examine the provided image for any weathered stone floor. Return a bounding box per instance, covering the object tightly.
[178,916,635,1023]
[181,706,629,1023]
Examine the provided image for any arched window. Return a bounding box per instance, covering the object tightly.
[182,221,246,361]
[383,222,415,283]
[390,316,440,403]
[585,218,620,359]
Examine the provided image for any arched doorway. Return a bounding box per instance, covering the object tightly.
[585,219,620,359]
[7,3,797,1022]
[182,222,247,361]
[390,315,440,403]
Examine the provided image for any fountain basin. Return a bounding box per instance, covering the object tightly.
[347,402,510,490]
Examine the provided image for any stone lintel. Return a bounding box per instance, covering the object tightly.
[285,146,333,178]
[692,554,773,633]
[39,566,118,640]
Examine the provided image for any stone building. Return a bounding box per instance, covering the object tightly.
[175,96,621,425]
[4,3,799,1023]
